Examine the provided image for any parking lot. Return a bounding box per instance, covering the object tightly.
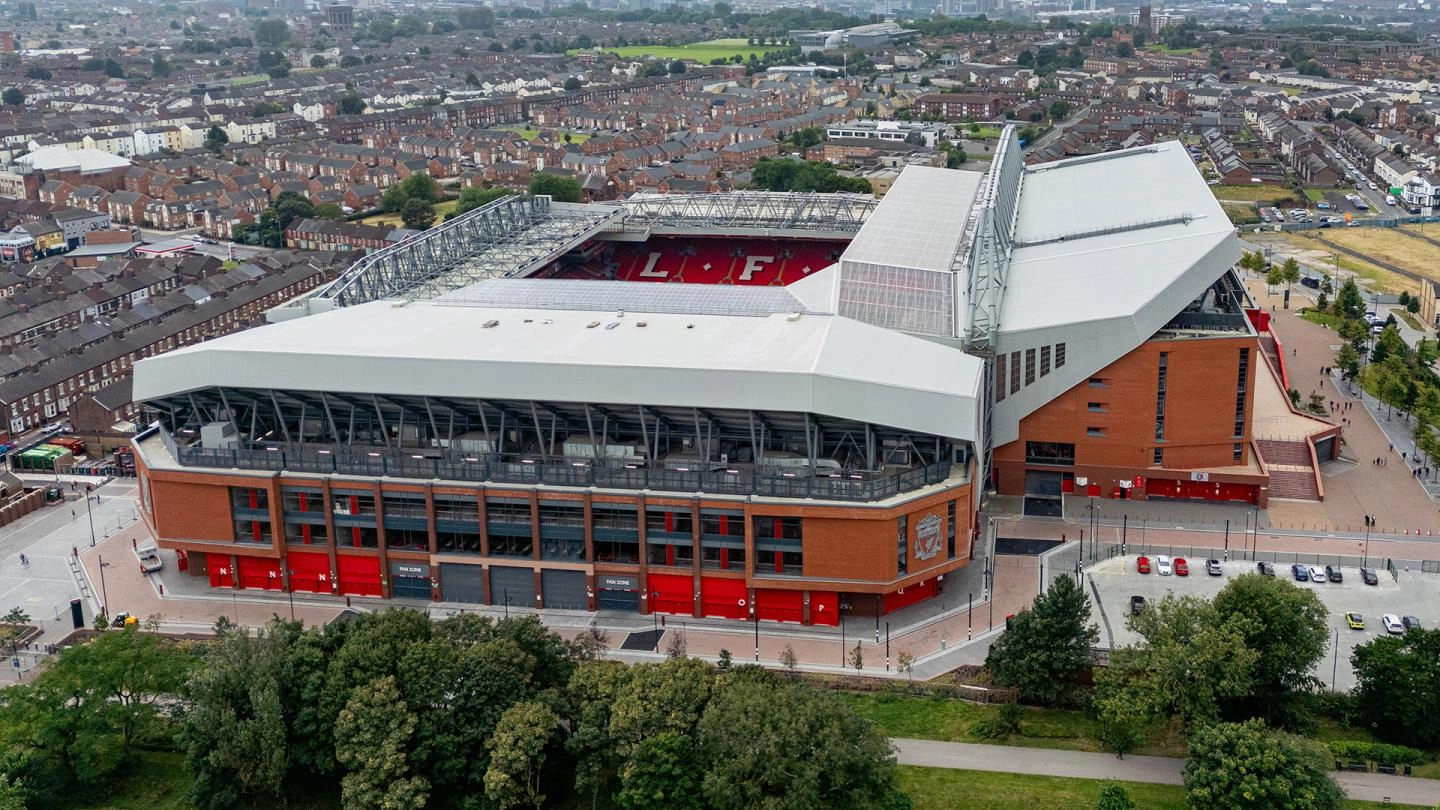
[1083,555,1440,691]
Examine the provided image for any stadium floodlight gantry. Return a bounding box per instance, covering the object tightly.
[611,191,878,238]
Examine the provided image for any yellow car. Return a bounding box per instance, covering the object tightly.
[1345,612,1365,630]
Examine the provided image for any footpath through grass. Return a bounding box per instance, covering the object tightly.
[900,767,1422,810]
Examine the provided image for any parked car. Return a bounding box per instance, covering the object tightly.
[1156,555,1174,576]
[1345,612,1365,630]
[1291,563,1309,581]
[1361,567,1378,586]
[1382,614,1405,634]
[1316,201,1331,210]
[1257,561,1275,577]
[1325,565,1343,583]
[1130,595,1147,615]
[1137,556,1151,574]
[1174,557,1189,576]
[1207,559,1223,576]
[1308,565,1328,583]
[1403,616,1423,632]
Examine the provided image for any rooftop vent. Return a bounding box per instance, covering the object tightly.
[482,319,499,329]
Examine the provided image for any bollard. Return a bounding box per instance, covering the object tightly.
[158,584,164,596]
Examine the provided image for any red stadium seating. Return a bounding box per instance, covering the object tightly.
[543,237,846,286]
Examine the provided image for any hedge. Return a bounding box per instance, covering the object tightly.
[1327,740,1429,766]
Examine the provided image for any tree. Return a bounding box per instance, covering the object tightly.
[203,125,229,152]
[334,676,430,810]
[484,701,557,810]
[896,651,915,681]
[270,192,314,231]
[2,606,30,626]
[563,76,583,91]
[664,629,687,660]
[339,54,362,68]
[1280,256,1301,296]
[528,173,583,203]
[1211,573,1328,727]
[779,644,798,676]
[457,7,496,29]
[309,55,328,68]
[151,54,171,77]
[336,94,366,116]
[24,66,51,80]
[698,681,905,810]
[616,730,704,810]
[1266,263,1284,289]
[1116,41,1134,57]
[1049,99,1071,119]
[1183,720,1343,810]
[267,64,290,79]
[849,642,864,670]
[1,88,23,107]
[984,574,1098,705]
[1095,783,1135,810]
[1094,595,1257,729]
[254,18,290,47]
[400,199,436,230]
[454,186,513,216]
[1351,628,1440,748]
[399,172,440,204]
[1335,276,1365,320]
[1017,49,1035,66]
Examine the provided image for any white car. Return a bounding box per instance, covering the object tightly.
[1308,565,1328,583]
[1156,555,1174,576]
[1368,182,1379,190]
[1382,613,1405,634]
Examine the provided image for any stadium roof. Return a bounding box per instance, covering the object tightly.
[1001,142,1236,334]
[16,146,130,173]
[134,301,984,441]
[840,166,979,276]
[436,278,823,317]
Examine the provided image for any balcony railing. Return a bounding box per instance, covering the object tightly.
[173,437,957,503]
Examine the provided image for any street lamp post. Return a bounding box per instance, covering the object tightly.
[650,592,658,634]
[1331,628,1340,691]
[85,491,96,548]
[750,603,759,662]
[97,556,111,622]
[503,588,511,619]
[286,569,295,621]
[885,622,890,671]
[1363,517,1371,566]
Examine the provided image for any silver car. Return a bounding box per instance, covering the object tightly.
[1308,565,1328,583]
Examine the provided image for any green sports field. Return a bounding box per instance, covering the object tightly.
[573,38,781,63]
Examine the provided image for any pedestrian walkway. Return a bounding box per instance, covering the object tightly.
[891,738,1440,805]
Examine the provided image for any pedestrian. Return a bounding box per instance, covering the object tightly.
[69,509,74,519]
[1389,443,1394,452]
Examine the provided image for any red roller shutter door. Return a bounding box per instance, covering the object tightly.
[207,553,233,588]
[810,591,839,626]
[336,555,382,597]
[237,556,283,591]
[700,576,748,620]
[754,588,803,623]
[647,573,692,615]
[883,577,938,614]
[287,551,331,593]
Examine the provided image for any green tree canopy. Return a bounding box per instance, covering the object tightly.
[1,88,23,107]
[401,198,436,230]
[455,186,514,215]
[484,701,558,810]
[1351,627,1440,748]
[751,157,872,194]
[1183,720,1343,810]
[334,675,430,810]
[984,574,1098,705]
[1211,573,1328,727]
[528,173,583,203]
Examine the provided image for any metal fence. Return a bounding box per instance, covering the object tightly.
[1083,542,1432,575]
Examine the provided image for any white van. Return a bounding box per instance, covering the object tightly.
[1385,194,1397,206]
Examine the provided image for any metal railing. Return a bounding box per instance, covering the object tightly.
[174,440,955,503]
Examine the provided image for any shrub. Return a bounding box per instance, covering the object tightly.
[1327,740,1429,765]
[972,702,1022,739]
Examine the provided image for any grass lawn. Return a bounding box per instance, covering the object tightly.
[573,40,770,63]
[76,749,341,810]
[899,767,1424,810]
[1305,188,1332,202]
[1256,232,1407,294]
[1143,44,1197,55]
[359,198,459,228]
[1397,309,1425,330]
[226,74,269,86]
[838,692,1185,757]
[1310,227,1440,286]
[499,125,590,144]
[1222,202,1261,225]
[1211,184,1300,204]
[1282,85,1304,96]
[1302,310,1345,329]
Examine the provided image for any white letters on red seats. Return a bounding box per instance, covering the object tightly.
[638,252,668,278]
[737,255,775,282]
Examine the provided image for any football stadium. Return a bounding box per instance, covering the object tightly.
[128,130,1338,621]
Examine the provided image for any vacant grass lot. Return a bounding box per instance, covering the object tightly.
[1212,184,1302,203]
[359,198,459,227]
[500,125,591,144]
[1321,226,1440,284]
[1253,232,1408,294]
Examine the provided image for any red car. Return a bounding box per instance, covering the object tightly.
[1136,556,1151,574]
[1174,558,1189,576]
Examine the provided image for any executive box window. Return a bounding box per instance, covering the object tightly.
[343,526,378,549]
[234,519,272,545]
[1025,441,1075,466]
[754,516,802,576]
[282,487,325,546]
[386,528,429,551]
[434,495,481,555]
[592,505,639,564]
[700,509,745,571]
[647,536,694,567]
[487,499,533,536]
[231,486,271,544]
[382,493,427,520]
[646,508,693,537]
[231,486,269,515]
[331,491,375,517]
[753,516,802,541]
[539,502,585,561]
[489,534,533,558]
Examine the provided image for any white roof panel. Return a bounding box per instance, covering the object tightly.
[840,165,982,274]
[134,301,984,440]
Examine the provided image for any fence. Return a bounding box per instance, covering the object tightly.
[1078,542,1436,577]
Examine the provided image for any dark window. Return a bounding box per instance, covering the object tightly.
[699,510,745,537]
[1088,377,1106,387]
[646,537,693,567]
[646,508,693,535]
[700,544,745,570]
[995,354,1006,402]
[1235,348,1249,438]
[1009,351,1021,394]
[337,526,378,549]
[1153,447,1164,466]
[281,487,321,515]
[234,518,272,544]
[437,530,481,554]
[1155,352,1168,441]
[285,520,328,546]
[1087,427,1105,438]
[1025,441,1075,466]
[385,528,429,551]
[753,516,803,541]
[231,486,269,514]
[897,515,909,575]
[1234,442,1244,463]
[489,534,533,558]
[1024,348,1036,386]
[433,496,478,523]
[1040,345,1051,377]
[539,502,585,527]
[332,491,375,517]
[946,501,957,559]
[1087,402,1105,412]
[487,499,532,533]
[381,493,427,520]
[1055,343,1066,368]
